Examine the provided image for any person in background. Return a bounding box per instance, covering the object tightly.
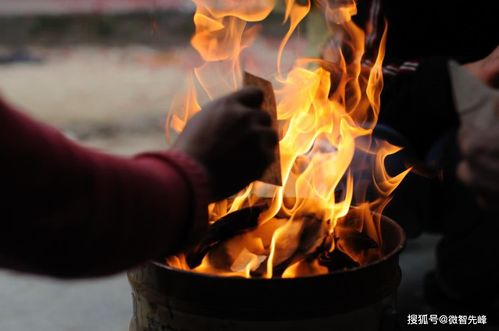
[0,87,278,278]
[321,0,499,319]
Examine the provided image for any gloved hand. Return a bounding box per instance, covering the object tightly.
[173,87,279,202]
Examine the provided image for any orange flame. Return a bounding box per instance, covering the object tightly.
[167,0,410,278]
[277,0,311,75]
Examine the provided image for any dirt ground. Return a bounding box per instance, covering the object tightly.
[0,45,195,154]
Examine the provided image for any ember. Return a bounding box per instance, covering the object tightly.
[166,0,411,279]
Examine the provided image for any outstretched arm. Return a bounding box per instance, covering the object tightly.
[0,99,209,278]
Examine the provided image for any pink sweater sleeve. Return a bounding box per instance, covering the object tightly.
[0,98,209,278]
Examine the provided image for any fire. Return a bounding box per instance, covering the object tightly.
[166,0,411,278]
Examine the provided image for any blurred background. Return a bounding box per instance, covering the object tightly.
[0,1,440,330]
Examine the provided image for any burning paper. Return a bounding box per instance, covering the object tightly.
[243,72,283,186]
[231,248,267,274]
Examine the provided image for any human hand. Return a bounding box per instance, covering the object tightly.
[463,46,499,88]
[456,46,499,211]
[172,87,279,202]
[457,123,499,211]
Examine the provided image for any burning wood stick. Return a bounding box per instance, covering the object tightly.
[243,72,283,187]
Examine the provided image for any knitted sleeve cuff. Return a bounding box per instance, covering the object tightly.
[139,151,210,250]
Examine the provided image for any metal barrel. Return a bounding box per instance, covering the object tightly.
[128,216,406,331]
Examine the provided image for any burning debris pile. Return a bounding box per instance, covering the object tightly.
[166,0,411,279]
